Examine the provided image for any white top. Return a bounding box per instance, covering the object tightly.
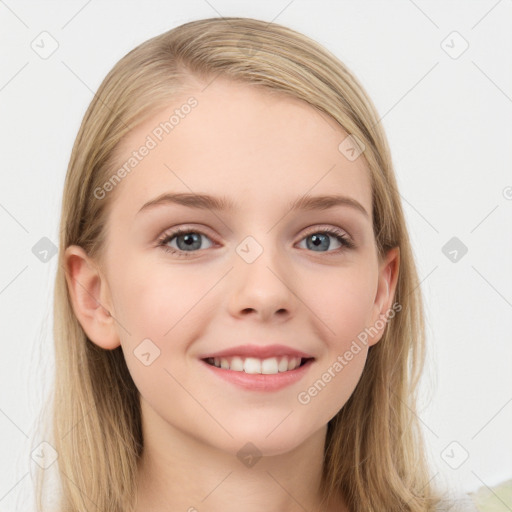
[435,493,479,511]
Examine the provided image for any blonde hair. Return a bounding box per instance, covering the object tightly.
[35,17,442,511]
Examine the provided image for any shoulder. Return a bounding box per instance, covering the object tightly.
[434,493,479,512]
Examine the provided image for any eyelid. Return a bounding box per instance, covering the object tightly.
[301,224,351,240]
[157,224,214,242]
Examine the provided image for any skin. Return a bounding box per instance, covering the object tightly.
[65,77,399,512]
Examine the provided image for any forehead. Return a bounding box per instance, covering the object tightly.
[106,78,372,220]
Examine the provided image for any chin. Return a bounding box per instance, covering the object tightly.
[212,421,317,459]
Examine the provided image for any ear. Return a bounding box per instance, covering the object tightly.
[367,246,400,347]
[63,245,120,350]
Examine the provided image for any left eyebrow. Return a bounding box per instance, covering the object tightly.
[288,194,369,218]
[136,192,369,218]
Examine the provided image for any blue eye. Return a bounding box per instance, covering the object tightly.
[298,228,355,252]
[158,228,214,257]
[157,226,355,258]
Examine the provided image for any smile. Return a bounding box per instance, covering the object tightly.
[203,355,313,374]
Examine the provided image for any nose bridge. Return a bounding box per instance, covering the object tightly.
[231,206,281,266]
[228,229,295,318]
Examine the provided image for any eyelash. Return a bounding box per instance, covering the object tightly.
[157,226,355,258]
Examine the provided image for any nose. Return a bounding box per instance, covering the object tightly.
[227,240,296,322]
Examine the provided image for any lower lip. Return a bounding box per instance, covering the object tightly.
[200,358,314,391]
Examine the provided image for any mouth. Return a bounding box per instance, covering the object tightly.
[202,355,315,374]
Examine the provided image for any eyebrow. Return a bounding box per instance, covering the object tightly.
[137,192,369,218]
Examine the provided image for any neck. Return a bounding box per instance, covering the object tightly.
[133,399,346,512]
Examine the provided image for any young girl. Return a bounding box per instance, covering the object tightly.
[35,17,479,512]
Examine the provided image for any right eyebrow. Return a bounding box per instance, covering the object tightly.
[137,192,236,214]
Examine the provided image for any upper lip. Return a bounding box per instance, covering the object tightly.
[199,344,315,360]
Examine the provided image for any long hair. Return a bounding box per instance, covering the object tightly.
[35,17,442,511]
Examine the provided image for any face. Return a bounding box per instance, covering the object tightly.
[68,77,399,457]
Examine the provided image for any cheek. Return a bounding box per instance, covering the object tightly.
[293,262,377,416]
[110,261,213,383]
[112,259,210,341]
[300,347,368,425]
[111,276,183,402]
[300,260,378,346]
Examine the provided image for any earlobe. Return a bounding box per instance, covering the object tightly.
[368,246,400,347]
[63,245,121,350]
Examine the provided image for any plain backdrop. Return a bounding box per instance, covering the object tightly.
[1,1,511,510]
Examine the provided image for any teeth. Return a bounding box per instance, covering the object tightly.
[244,357,261,374]
[206,355,305,374]
[230,357,244,371]
[261,357,278,374]
[278,357,289,372]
